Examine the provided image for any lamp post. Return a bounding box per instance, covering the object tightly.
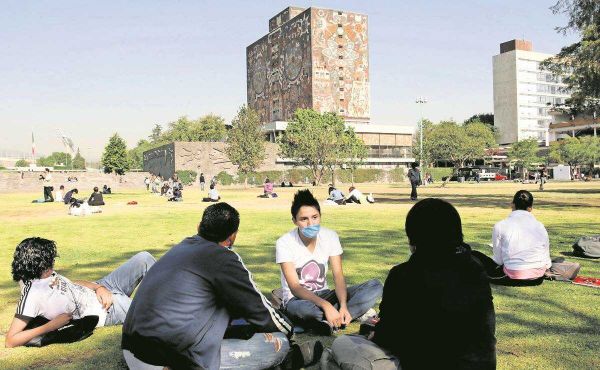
[415,97,428,166]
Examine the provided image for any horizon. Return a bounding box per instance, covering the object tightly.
[0,0,576,161]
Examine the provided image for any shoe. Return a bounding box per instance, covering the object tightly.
[357,308,378,324]
[281,339,324,369]
[312,320,334,336]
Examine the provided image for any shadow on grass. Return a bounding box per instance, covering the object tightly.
[541,188,600,194]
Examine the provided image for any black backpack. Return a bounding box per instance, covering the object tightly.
[573,235,600,258]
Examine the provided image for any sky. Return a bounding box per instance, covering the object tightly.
[0,0,577,160]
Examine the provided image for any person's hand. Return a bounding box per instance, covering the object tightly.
[322,303,342,328]
[339,306,352,326]
[95,286,113,310]
[47,313,73,331]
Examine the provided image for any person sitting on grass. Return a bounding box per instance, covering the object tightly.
[88,186,105,206]
[259,178,277,198]
[5,237,155,348]
[328,187,346,205]
[325,198,496,369]
[122,203,321,370]
[276,189,383,335]
[471,190,551,286]
[55,185,65,203]
[202,184,221,202]
[168,184,183,202]
[63,188,79,205]
[102,185,112,194]
[345,186,363,204]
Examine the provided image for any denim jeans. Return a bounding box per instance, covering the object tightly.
[284,279,383,325]
[324,334,399,370]
[123,332,289,370]
[96,251,156,326]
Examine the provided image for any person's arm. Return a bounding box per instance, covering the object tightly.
[329,255,351,325]
[212,252,293,337]
[279,262,343,328]
[5,314,72,348]
[72,280,113,310]
[491,223,503,265]
[88,194,94,203]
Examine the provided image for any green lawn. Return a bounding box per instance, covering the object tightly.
[0,182,599,369]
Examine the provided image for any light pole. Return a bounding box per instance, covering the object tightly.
[415,97,428,167]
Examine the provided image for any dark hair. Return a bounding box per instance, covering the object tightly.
[198,203,240,243]
[45,168,49,172]
[512,190,533,210]
[291,189,321,219]
[265,178,270,183]
[411,162,419,169]
[12,238,58,282]
[210,184,215,190]
[60,185,64,190]
[93,186,98,192]
[349,186,355,192]
[328,187,335,195]
[405,198,463,255]
[73,188,78,194]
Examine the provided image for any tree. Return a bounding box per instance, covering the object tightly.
[508,138,540,178]
[149,124,163,143]
[72,149,86,170]
[463,121,497,164]
[541,0,600,114]
[128,139,164,169]
[279,109,349,185]
[578,136,600,174]
[464,114,494,127]
[412,119,434,167]
[162,115,227,142]
[37,152,72,168]
[15,159,29,167]
[340,128,368,185]
[226,106,266,186]
[549,136,584,167]
[101,133,130,174]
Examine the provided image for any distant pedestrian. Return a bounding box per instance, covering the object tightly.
[408,162,421,201]
[475,171,481,183]
[40,168,54,202]
[199,173,205,191]
[539,166,547,191]
[144,177,150,191]
[210,175,217,187]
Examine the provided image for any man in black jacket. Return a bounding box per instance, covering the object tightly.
[122,203,295,370]
[408,162,421,200]
[88,187,105,206]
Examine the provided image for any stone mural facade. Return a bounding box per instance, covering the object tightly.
[247,6,369,124]
[143,142,285,179]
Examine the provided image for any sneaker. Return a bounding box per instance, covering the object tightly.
[281,339,324,369]
[357,308,378,324]
[312,320,334,336]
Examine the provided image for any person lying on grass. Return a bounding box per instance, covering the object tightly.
[6,237,155,348]
[471,190,552,286]
[276,189,383,335]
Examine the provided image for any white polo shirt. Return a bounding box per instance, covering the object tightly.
[492,210,552,271]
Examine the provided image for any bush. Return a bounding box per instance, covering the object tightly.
[286,168,314,184]
[216,171,235,186]
[336,169,384,183]
[15,159,30,167]
[388,168,405,183]
[425,167,454,182]
[237,171,285,186]
[176,170,197,186]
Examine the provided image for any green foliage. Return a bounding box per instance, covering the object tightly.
[388,168,405,183]
[216,171,234,186]
[127,139,165,169]
[425,167,454,181]
[464,114,494,127]
[420,120,497,169]
[237,171,286,185]
[285,168,316,184]
[279,109,364,185]
[541,0,600,114]
[162,115,227,142]
[72,150,86,170]
[226,106,266,179]
[508,138,540,176]
[37,152,72,167]
[336,169,384,183]
[550,136,584,166]
[176,170,197,186]
[149,124,163,142]
[15,159,30,167]
[101,133,130,175]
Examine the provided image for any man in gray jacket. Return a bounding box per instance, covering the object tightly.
[122,203,297,370]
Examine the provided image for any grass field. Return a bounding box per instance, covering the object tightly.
[0,181,599,369]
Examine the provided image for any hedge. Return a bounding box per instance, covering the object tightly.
[176,170,197,186]
[388,168,405,183]
[335,169,384,183]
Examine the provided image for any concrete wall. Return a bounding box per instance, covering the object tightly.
[493,51,518,144]
[0,171,149,193]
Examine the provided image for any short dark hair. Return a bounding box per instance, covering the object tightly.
[60,185,65,190]
[12,237,58,282]
[210,184,215,190]
[291,189,321,219]
[93,186,98,192]
[405,198,463,255]
[45,168,49,172]
[198,203,240,243]
[73,188,79,193]
[411,162,419,169]
[512,190,533,210]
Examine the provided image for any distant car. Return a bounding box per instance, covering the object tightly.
[494,173,508,181]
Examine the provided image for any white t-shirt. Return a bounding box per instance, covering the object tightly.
[209,188,219,200]
[348,189,363,200]
[55,190,64,202]
[275,226,343,303]
[15,272,107,327]
[43,173,52,184]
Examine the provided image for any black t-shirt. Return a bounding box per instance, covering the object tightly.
[374,248,496,370]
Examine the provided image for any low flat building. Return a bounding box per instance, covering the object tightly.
[549,116,600,141]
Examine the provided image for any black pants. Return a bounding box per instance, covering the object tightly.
[43,186,54,202]
[471,250,544,286]
[346,195,361,204]
[410,181,418,200]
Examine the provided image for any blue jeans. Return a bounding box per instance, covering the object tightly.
[123,332,289,370]
[96,251,156,326]
[284,279,383,325]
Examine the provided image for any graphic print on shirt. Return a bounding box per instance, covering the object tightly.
[48,273,100,319]
[296,260,326,292]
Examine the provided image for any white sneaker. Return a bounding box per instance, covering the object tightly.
[357,308,378,324]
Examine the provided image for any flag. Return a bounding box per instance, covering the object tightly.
[31,131,35,158]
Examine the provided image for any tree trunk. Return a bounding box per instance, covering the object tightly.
[331,167,336,187]
[244,176,248,189]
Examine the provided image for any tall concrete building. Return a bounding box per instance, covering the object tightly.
[247,6,370,124]
[493,39,571,145]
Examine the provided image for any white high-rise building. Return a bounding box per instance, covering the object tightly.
[493,39,570,145]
